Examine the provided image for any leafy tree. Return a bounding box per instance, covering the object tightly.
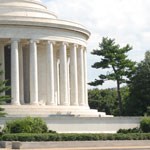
[125,51,150,116]
[88,88,117,115]
[0,64,10,116]
[88,87,129,116]
[89,37,135,115]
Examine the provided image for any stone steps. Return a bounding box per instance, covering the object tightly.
[2,105,105,117]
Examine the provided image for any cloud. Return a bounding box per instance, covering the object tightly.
[44,0,150,88]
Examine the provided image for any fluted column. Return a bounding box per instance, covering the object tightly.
[77,46,85,106]
[59,42,68,105]
[54,49,59,105]
[11,39,20,105]
[67,57,70,105]
[30,40,38,105]
[57,59,60,105]
[46,41,55,105]
[70,44,78,105]
[83,48,88,106]
[19,43,24,104]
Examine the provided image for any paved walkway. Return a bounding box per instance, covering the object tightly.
[13,140,150,150]
[1,140,150,149]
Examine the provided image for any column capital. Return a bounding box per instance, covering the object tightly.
[78,45,86,50]
[30,39,39,44]
[47,40,56,45]
[60,42,68,47]
[70,43,78,48]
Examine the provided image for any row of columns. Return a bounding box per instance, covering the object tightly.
[1,39,88,106]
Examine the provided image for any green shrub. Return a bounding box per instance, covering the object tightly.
[0,133,150,141]
[48,130,57,133]
[117,127,141,134]
[3,117,48,133]
[140,117,150,133]
[1,133,150,141]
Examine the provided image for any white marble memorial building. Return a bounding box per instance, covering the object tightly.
[0,0,104,117]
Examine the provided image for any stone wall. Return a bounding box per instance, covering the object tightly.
[0,116,141,133]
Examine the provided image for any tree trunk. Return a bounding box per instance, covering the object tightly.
[117,80,123,116]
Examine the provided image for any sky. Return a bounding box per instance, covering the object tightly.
[43,0,150,89]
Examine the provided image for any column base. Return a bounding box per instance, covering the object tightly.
[70,103,78,106]
[79,103,86,106]
[20,102,25,105]
[60,103,69,106]
[30,102,39,105]
[46,102,56,106]
[11,102,20,106]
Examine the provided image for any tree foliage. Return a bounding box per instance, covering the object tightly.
[125,51,150,116]
[140,117,150,133]
[88,87,129,116]
[0,64,10,116]
[89,37,135,115]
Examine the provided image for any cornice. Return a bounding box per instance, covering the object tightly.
[0,18,91,40]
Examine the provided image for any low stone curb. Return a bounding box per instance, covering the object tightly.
[0,141,12,149]
[0,141,22,149]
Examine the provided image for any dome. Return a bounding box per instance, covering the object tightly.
[0,0,90,40]
[0,0,57,20]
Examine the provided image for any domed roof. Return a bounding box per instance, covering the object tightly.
[0,0,57,20]
[0,0,90,40]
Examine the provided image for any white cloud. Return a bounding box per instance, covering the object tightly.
[43,0,150,89]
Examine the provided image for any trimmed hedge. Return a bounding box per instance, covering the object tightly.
[1,133,150,141]
[117,117,150,134]
[117,127,141,134]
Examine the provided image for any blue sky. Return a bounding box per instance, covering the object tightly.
[43,0,150,89]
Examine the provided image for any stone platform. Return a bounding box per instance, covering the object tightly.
[1,105,111,117]
[0,116,141,133]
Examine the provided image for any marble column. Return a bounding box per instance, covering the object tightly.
[67,57,70,105]
[53,49,58,105]
[19,43,24,104]
[11,39,20,105]
[46,41,55,105]
[59,42,68,105]
[83,48,88,106]
[57,59,60,105]
[30,40,38,105]
[70,44,78,105]
[77,46,85,106]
